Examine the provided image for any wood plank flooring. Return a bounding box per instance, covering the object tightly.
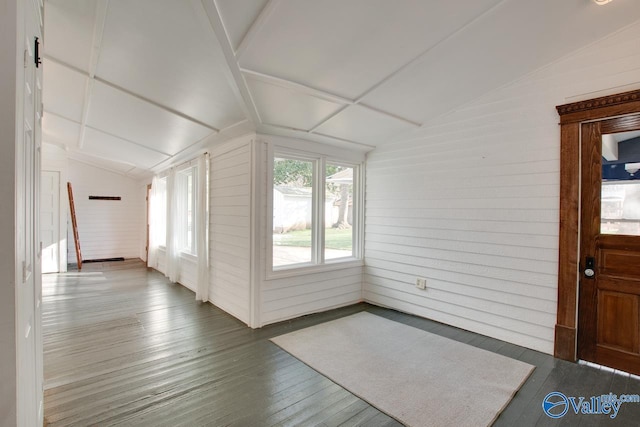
[44,260,640,426]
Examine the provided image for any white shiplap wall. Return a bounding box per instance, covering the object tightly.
[209,136,253,325]
[153,248,197,292]
[257,136,364,326]
[364,20,640,354]
[67,160,144,264]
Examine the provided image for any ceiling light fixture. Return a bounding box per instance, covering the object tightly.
[593,0,613,5]
[625,162,640,175]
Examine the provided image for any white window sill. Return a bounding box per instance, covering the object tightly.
[266,258,363,281]
[180,251,197,262]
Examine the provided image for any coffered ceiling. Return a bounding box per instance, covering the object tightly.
[43,0,640,179]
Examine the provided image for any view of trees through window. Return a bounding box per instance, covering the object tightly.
[273,157,355,268]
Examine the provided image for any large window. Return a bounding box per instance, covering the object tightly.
[272,154,360,270]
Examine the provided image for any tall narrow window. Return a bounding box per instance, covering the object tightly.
[325,165,354,260]
[156,177,167,247]
[177,165,197,254]
[272,157,315,267]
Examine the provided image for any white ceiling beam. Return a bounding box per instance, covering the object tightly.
[234,0,281,60]
[241,68,354,105]
[196,0,261,125]
[308,105,349,133]
[77,0,109,149]
[44,55,220,133]
[66,152,143,179]
[259,123,375,152]
[148,119,253,173]
[352,0,506,104]
[239,68,422,132]
[357,103,422,128]
[93,77,220,132]
[84,125,173,156]
[43,109,80,125]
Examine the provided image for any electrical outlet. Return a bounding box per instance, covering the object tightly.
[416,278,427,290]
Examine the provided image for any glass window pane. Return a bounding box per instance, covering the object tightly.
[273,158,314,267]
[601,182,640,235]
[157,178,167,246]
[325,165,354,260]
[187,171,194,252]
[601,134,640,236]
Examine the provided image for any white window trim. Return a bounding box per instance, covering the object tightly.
[177,164,198,256]
[266,146,364,280]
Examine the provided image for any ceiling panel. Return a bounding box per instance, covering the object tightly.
[42,114,81,148]
[43,0,640,173]
[87,81,213,155]
[81,127,170,170]
[362,0,640,125]
[68,150,136,174]
[216,0,269,51]
[314,104,416,145]
[246,75,344,131]
[44,0,97,73]
[43,59,87,122]
[240,0,501,99]
[124,167,154,180]
[96,0,246,130]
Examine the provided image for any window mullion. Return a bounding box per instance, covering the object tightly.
[316,157,326,265]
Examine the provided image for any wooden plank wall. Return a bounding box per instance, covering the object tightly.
[209,139,253,324]
[363,20,640,355]
[66,160,143,264]
[154,247,198,292]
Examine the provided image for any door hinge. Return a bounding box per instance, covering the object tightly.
[22,261,32,282]
[24,49,28,68]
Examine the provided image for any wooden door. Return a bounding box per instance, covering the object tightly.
[578,115,640,375]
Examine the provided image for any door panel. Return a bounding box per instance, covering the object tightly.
[578,115,640,375]
[596,290,638,353]
[16,1,43,423]
[41,171,60,273]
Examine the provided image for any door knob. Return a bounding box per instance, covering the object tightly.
[584,256,595,279]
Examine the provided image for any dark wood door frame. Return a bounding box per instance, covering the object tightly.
[555,89,640,361]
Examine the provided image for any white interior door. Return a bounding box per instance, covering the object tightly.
[41,171,60,273]
[16,0,44,424]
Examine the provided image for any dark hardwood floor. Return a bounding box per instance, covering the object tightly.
[43,260,640,426]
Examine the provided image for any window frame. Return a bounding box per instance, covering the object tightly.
[267,147,364,278]
[177,164,197,255]
[156,176,168,249]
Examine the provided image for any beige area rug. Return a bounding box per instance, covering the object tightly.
[271,312,534,427]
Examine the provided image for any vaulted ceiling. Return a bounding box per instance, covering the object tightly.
[43,0,640,179]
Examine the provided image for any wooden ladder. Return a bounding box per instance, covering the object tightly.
[67,182,82,270]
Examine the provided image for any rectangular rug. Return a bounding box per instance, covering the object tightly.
[271,312,534,427]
